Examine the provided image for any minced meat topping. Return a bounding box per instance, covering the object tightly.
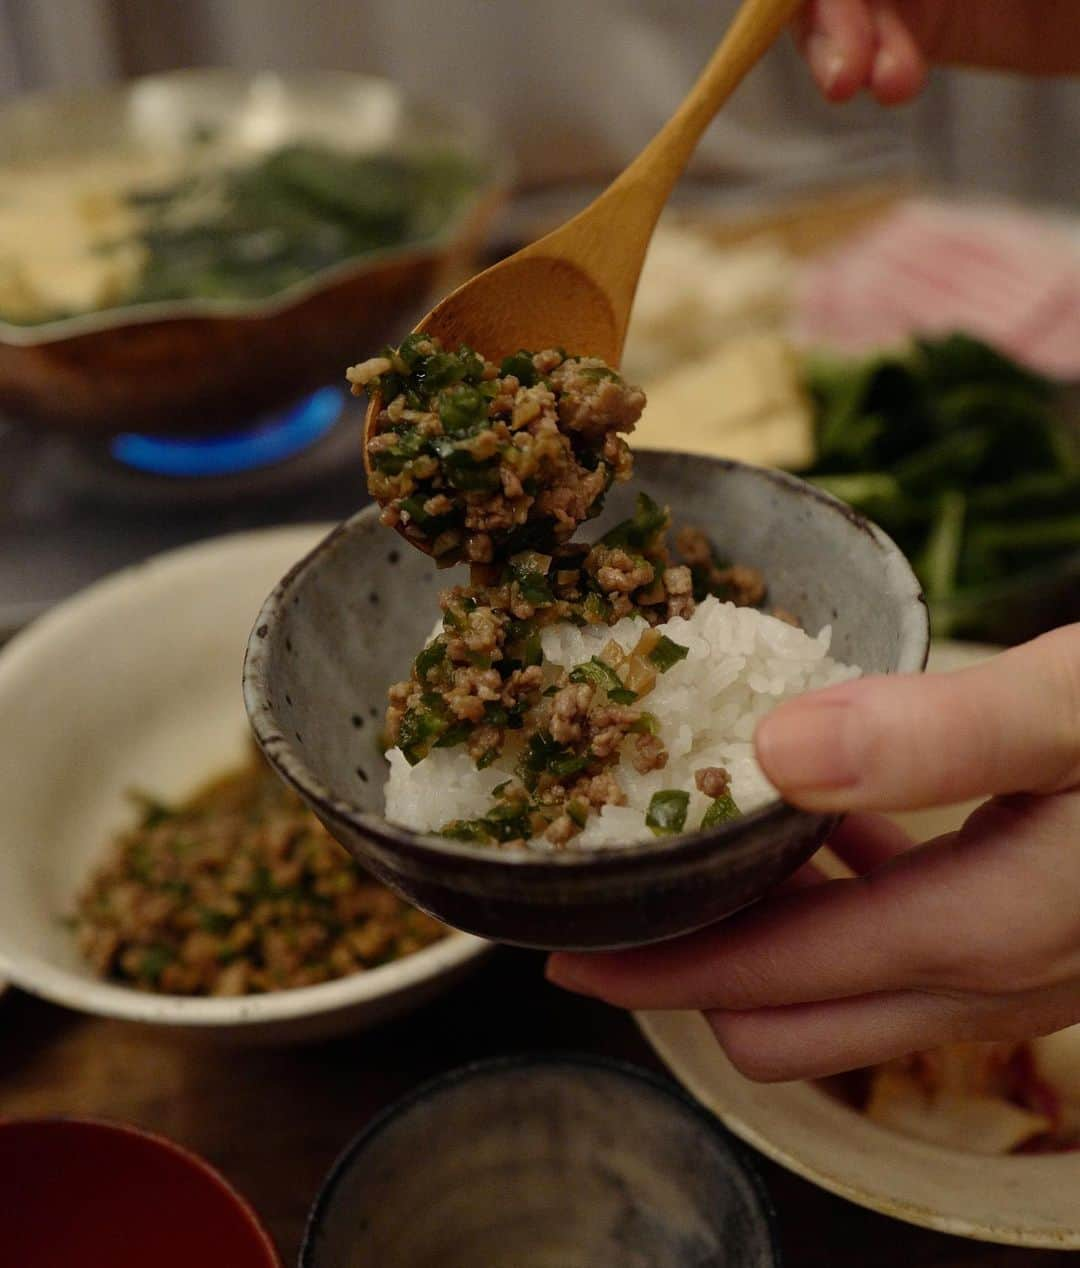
[385,486,767,847]
[73,751,445,994]
[349,335,643,565]
[355,338,785,848]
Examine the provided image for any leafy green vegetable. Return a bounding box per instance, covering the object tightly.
[582,592,613,624]
[441,449,501,493]
[967,471,1080,518]
[701,793,740,829]
[413,641,446,682]
[566,800,589,829]
[516,730,585,790]
[646,790,690,837]
[438,385,488,435]
[919,490,966,611]
[648,635,689,673]
[602,492,669,552]
[631,712,659,735]
[499,519,559,559]
[482,800,534,842]
[548,751,590,779]
[439,820,489,843]
[198,908,232,936]
[133,795,175,830]
[108,144,484,314]
[504,619,544,671]
[802,333,1079,640]
[917,333,1054,399]
[433,722,472,750]
[441,792,534,844]
[507,556,555,607]
[396,332,432,370]
[371,426,430,475]
[970,514,1080,553]
[499,351,538,387]
[140,945,175,984]
[569,657,638,704]
[398,494,456,535]
[417,351,469,392]
[397,695,455,765]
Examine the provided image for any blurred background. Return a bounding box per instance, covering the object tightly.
[0,0,1078,640]
[7,0,1080,203]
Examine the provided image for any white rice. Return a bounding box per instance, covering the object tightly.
[383,597,860,850]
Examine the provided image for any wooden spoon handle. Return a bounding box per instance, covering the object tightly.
[533,0,804,345]
[633,0,807,188]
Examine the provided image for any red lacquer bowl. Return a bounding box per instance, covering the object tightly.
[0,1118,281,1268]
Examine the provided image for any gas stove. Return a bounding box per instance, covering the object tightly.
[0,387,372,638]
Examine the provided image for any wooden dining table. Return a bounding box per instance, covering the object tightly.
[0,947,1069,1267]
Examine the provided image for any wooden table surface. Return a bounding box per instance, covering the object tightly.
[0,948,1069,1266]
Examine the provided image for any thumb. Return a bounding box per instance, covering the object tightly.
[755,624,1080,812]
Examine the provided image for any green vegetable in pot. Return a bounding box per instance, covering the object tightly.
[125,144,483,311]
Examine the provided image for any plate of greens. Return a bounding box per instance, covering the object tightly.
[802,333,1080,644]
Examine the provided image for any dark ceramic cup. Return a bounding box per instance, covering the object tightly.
[300,1055,782,1268]
[244,451,928,950]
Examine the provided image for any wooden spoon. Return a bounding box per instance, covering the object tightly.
[363,0,803,525]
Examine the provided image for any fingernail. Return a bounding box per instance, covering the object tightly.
[756,698,860,793]
[807,32,847,95]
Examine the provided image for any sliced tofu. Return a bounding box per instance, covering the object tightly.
[622,228,794,383]
[634,331,814,470]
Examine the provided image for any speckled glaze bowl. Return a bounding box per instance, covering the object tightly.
[244,451,929,950]
[300,1055,781,1268]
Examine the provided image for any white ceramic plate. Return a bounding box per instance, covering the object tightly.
[640,641,1080,1249]
[0,526,489,1043]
